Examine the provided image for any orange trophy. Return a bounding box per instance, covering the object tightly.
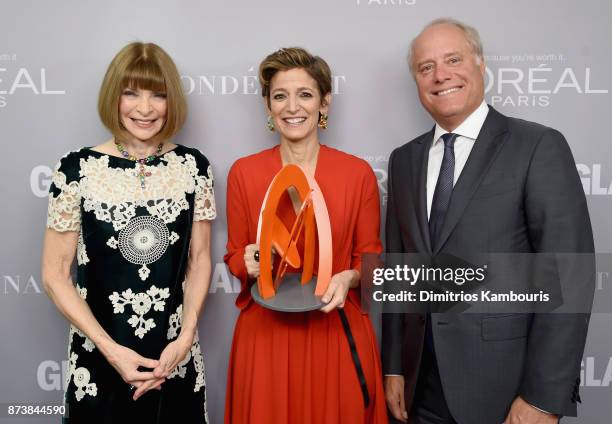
[250,164,333,311]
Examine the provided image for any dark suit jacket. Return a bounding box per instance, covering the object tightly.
[382,106,594,423]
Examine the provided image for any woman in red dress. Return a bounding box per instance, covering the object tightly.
[224,47,388,424]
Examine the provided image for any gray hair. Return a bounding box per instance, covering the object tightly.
[408,18,484,75]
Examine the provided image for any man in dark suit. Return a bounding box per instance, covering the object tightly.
[382,18,594,424]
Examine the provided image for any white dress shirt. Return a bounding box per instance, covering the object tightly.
[427,100,489,219]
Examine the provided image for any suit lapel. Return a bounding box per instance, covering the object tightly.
[414,130,434,254]
[433,107,509,254]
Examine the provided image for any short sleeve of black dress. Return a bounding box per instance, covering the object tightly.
[48,146,214,423]
[47,151,82,232]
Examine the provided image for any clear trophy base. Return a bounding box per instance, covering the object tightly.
[251,274,324,312]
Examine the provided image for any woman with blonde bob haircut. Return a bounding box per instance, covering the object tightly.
[98,42,187,143]
[42,42,216,423]
[224,47,388,423]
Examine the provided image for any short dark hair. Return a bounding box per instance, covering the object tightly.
[259,47,332,106]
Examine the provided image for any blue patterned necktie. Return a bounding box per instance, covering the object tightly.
[425,133,458,353]
[429,133,458,250]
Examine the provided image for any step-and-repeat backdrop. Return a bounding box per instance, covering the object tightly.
[1,1,611,422]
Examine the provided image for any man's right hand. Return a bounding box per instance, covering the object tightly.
[385,375,408,422]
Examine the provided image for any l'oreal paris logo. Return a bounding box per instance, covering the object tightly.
[485,65,607,108]
[0,67,65,108]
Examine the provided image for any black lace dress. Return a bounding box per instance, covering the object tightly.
[46,145,215,423]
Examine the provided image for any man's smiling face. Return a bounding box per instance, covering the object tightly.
[412,23,486,131]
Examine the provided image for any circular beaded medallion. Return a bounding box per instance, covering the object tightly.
[118,215,169,266]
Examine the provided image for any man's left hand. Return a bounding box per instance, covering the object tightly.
[503,396,558,424]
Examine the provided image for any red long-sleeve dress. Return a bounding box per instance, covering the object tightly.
[224,145,388,424]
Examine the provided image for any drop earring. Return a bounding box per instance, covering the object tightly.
[267,116,275,132]
[318,113,328,130]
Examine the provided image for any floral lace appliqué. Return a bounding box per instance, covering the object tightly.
[106,236,118,249]
[76,233,89,266]
[78,152,213,229]
[192,338,205,392]
[164,302,205,392]
[67,352,98,402]
[194,165,216,221]
[47,161,81,232]
[167,304,182,340]
[109,286,170,338]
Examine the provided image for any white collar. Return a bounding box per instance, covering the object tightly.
[432,100,489,145]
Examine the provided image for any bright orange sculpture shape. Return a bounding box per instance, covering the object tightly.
[256,164,332,300]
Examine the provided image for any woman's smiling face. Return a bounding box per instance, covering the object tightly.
[267,68,329,143]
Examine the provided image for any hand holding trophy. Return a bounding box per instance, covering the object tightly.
[250,163,332,312]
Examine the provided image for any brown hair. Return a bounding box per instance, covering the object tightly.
[259,47,332,107]
[98,42,187,142]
